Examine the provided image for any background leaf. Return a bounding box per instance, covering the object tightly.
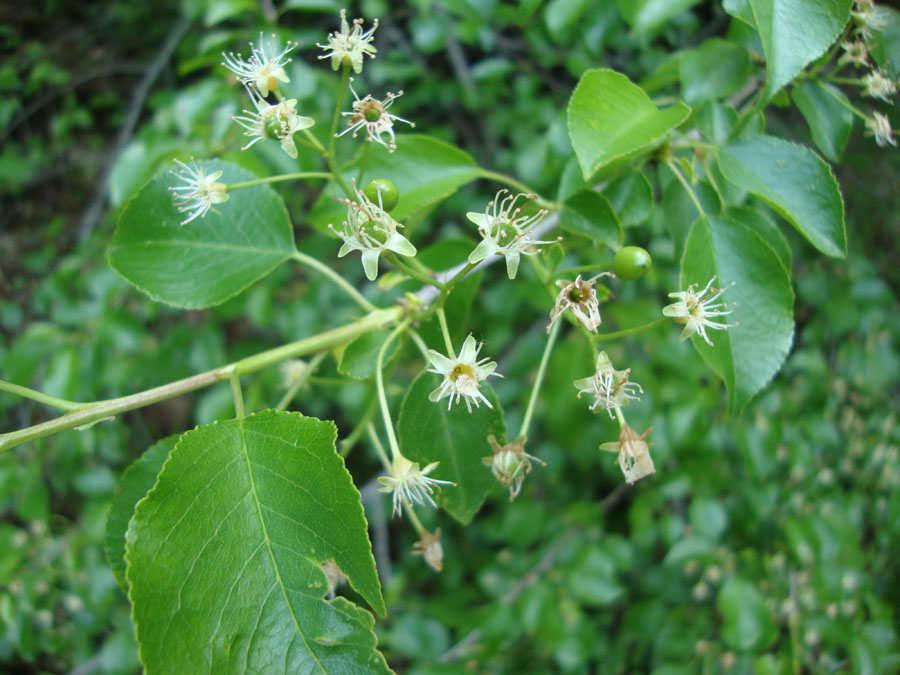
[397,373,506,524]
[679,38,753,105]
[717,135,846,257]
[717,578,777,651]
[338,330,400,379]
[109,159,296,308]
[560,189,623,247]
[791,81,854,162]
[125,410,388,672]
[681,216,794,413]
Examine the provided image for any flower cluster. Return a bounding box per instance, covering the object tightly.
[317,9,378,73]
[168,160,230,225]
[574,352,643,418]
[328,183,416,280]
[222,33,295,97]
[662,276,736,346]
[467,190,559,279]
[338,80,414,152]
[232,89,314,159]
[378,455,454,518]
[426,335,500,412]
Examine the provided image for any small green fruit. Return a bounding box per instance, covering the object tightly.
[613,246,652,281]
[363,179,399,211]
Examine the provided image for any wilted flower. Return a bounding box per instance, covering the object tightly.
[378,455,454,517]
[232,88,314,159]
[427,334,500,412]
[868,112,898,146]
[863,70,897,101]
[317,9,378,74]
[466,190,559,279]
[852,1,893,38]
[548,273,613,333]
[483,435,545,501]
[412,529,444,572]
[574,352,642,418]
[338,80,413,151]
[599,423,654,484]
[222,33,295,97]
[839,39,870,66]
[168,159,230,225]
[328,182,416,280]
[662,276,736,346]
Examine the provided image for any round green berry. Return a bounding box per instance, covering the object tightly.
[363,179,400,211]
[613,246,652,281]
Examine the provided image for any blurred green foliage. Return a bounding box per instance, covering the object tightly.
[1,1,899,673]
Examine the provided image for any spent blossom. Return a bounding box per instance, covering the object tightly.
[378,455,454,517]
[338,80,413,151]
[168,159,229,225]
[232,88,314,159]
[412,529,444,572]
[852,1,893,38]
[317,9,378,74]
[866,111,897,146]
[548,273,613,333]
[222,33,294,97]
[662,276,736,346]
[328,182,416,280]
[600,423,654,484]
[483,436,545,501]
[466,190,559,279]
[427,334,500,412]
[863,70,897,101]
[574,352,642,418]
[839,39,870,67]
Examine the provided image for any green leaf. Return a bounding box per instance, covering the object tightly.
[723,0,756,26]
[615,0,703,36]
[125,410,389,672]
[418,271,483,351]
[681,216,794,413]
[567,69,691,180]
[679,39,753,105]
[717,578,777,651]
[726,206,791,270]
[791,80,854,162]
[717,135,846,257]
[662,179,722,258]
[868,7,900,78]
[750,0,853,98]
[104,437,176,592]
[397,373,506,524]
[663,536,717,565]
[338,330,400,379]
[109,160,296,308]
[603,170,653,227]
[560,189,623,247]
[308,135,480,232]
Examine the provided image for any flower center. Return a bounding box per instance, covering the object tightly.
[568,286,585,302]
[450,364,475,383]
[359,219,388,245]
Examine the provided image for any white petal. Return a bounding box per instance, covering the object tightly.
[426,350,455,372]
[458,335,478,362]
[468,238,497,264]
[505,252,521,280]
[361,248,380,280]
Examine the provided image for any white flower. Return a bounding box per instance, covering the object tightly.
[662,276,736,346]
[548,273,613,333]
[574,352,642,418]
[867,111,897,146]
[222,33,294,97]
[327,182,416,280]
[600,423,654,484]
[232,88,314,159]
[852,2,893,38]
[839,39,870,66]
[378,455,454,517]
[412,529,444,572]
[317,9,378,74]
[168,159,230,225]
[466,190,558,279]
[337,80,413,152]
[483,435,545,501]
[427,334,500,412]
[863,70,897,101]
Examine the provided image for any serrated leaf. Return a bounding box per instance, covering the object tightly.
[109,160,296,308]
[125,410,389,673]
[679,39,753,105]
[339,330,400,379]
[397,373,506,524]
[567,69,691,180]
[791,80,854,162]
[104,436,177,592]
[717,578,777,651]
[726,206,791,270]
[308,136,480,232]
[750,0,852,99]
[560,189,623,247]
[681,216,794,413]
[717,135,846,257]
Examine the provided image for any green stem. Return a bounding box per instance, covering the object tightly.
[230,371,245,418]
[730,91,765,140]
[442,261,478,290]
[0,381,83,412]
[375,319,411,461]
[403,501,426,535]
[665,158,706,219]
[593,317,671,342]
[518,319,561,440]
[302,127,326,154]
[275,352,327,412]
[823,75,864,86]
[436,307,455,356]
[477,168,560,210]
[550,262,613,280]
[366,423,392,470]
[292,250,377,312]
[329,63,351,157]
[340,395,378,458]
[356,139,370,185]
[0,307,402,453]
[385,253,443,289]
[614,405,626,428]
[226,172,331,191]
[819,83,870,121]
[406,328,430,361]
